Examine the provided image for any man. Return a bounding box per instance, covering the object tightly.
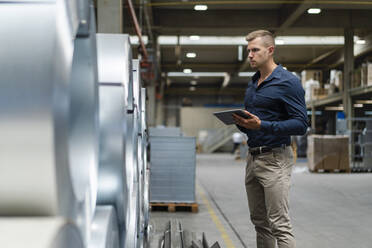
[231,131,244,154]
[233,30,308,248]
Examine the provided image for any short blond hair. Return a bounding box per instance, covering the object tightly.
[245,30,275,47]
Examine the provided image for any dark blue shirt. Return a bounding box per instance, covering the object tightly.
[237,65,308,148]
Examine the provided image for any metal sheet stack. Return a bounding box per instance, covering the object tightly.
[0,0,149,247]
[149,130,196,203]
[149,127,183,137]
[361,120,372,169]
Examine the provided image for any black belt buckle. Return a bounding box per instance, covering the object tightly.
[249,146,272,156]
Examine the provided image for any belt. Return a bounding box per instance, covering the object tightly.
[249,144,288,156]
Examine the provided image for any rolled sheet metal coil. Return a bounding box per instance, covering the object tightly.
[96,34,134,112]
[142,156,150,231]
[132,59,141,185]
[0,218,84,248]
[89,206,120,248]
[140,88,147,139]
[140,88,149,172]
[133,60,145,242]
[140,88,150,230]
[123,110,139,248]
[0,0,99,244]
[119,59,140,248]
[132,59,142,116]
[137,147,143,244]
[95,34,138,248]
[97,84,128,226]
[143,168,150,234]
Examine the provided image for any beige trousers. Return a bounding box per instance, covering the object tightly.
[245,146,295,248]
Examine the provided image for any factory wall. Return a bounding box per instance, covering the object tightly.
[180,107,234,137]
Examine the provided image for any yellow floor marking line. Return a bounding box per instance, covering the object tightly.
[196,184,236,248]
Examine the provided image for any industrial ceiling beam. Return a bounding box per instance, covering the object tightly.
[237,4,362,73]
[301,48,341,70]
[162,62,334,72]
[276,0,311,34]
[147,9,372,31]
[329,32,372,68]
[162,63,239,70]
[124,27,345,36]
[164,87,245,96]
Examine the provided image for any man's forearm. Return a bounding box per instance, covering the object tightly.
[260,118,308,136]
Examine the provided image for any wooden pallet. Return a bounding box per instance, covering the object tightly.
[150,202,199,213]
[310,168,351,173]
[351,168,372,173]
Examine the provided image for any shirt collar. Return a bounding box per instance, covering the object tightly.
[251,64,283,83]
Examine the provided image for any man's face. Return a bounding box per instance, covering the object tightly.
[247,37,273,69]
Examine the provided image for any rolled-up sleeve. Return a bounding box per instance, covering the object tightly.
[259,80,308,135]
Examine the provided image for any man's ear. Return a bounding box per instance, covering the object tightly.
[268,46,275,55]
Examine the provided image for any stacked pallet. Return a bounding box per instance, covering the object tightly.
[307,135,350,172]
[150,128,197,208]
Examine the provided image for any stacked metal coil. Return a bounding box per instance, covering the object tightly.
[141,88,151,238]
[132,60,151,248]
[0,0,150,247]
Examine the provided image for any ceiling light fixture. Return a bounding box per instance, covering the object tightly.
[183,69,192,74]
[190,80,198,85]
[238,72,255,77]
[189,35,200,41]
[190,86,196,91]
[238,45,243,61]
[356,39,366,45]
[356,100,372,104]
[168,72,227,77]
[307,8,321,14]
[157,35,348,46]
[325,106,344,111]
[194,5,208,11]
[186,52,197,58]
[222,73,231,88]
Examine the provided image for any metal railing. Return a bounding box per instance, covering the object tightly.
[201,125,238,153]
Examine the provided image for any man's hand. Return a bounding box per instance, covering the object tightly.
[233,110,261,130]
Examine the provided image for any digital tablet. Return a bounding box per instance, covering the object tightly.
[213,109,251,125]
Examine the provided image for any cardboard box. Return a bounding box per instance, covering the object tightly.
[353,68,362,88]
[301,70,322,88]
[313,88,328,100]
[307,135,349,171]
[361,63,368,86]
[304,80,320,102]
[305,86,328,101]
[367,62,372,86]
[324,83,337,94]
[330,70,343,92]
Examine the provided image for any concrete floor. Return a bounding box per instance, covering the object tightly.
[149,154,372,248]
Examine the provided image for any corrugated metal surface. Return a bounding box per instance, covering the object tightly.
[362,121,372,169]
[149,136,196,203]
[149,127,182,137]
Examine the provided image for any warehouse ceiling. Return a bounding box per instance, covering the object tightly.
[122,0,372,97]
